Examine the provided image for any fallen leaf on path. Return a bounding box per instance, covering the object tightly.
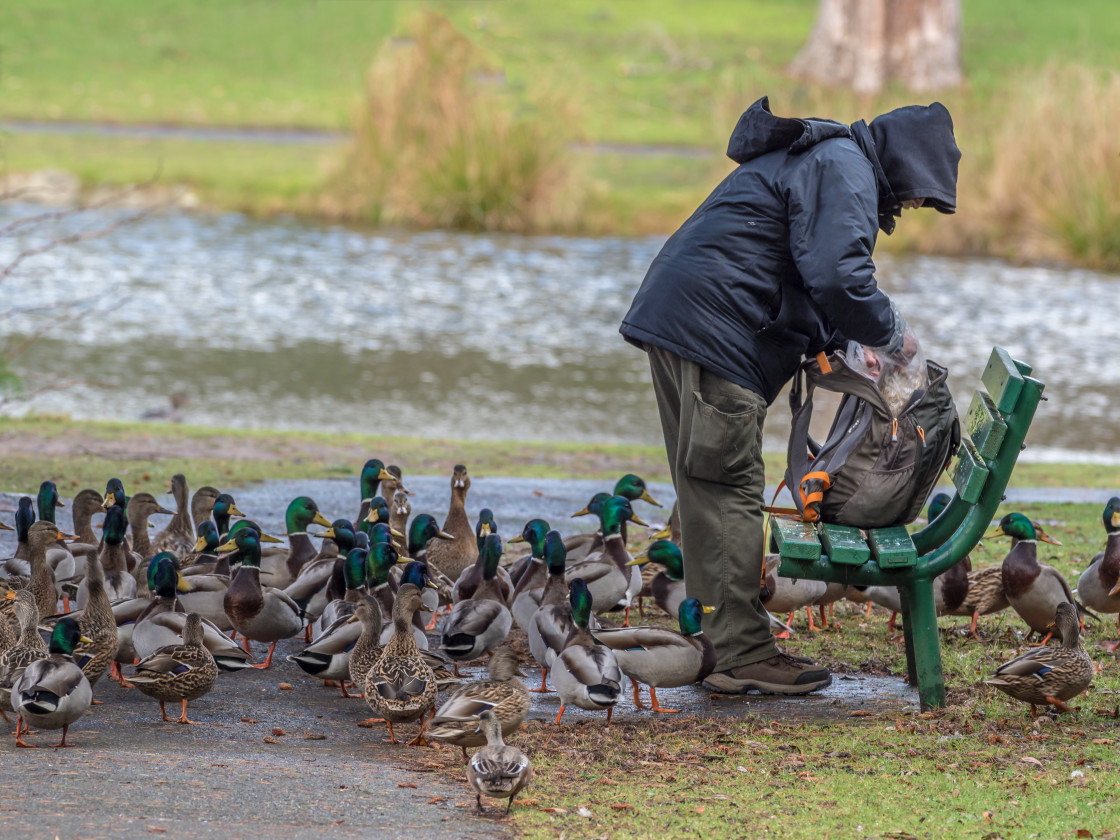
[271,728,286,736]
[304,732,327,740]
[239,717,258,724]
[278,683,293,691]
[398,783,418,789]
[539,807,567,814]
[610,804,634,811]
[263,737,278,744]
[850,710,872,717]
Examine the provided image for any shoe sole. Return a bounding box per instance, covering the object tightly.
[702,673,833,696]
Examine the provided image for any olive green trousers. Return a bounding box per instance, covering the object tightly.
[647,345,779,671]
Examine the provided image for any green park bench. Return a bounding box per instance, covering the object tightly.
[770,346,1044,710]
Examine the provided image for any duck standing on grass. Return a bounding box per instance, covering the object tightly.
[12,616,93,748]
[985,602,1093,717]
[467,710,533,815]
[130,612,219,725]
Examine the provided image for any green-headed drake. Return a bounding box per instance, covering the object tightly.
[550,578,621,724]
[628,538,687,620]
[356,459,397,532]
[1077,497,1120,652]
[440,534,512,664]
[220,527,304,668]
[526,530,574,693]
[12,616,93,748]
[505,519,551,626]
[565,495,647,624]
[594,598,716,713]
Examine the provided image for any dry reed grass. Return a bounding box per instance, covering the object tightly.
[320,11,586,233]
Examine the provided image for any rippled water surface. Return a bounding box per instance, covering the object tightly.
[3,204,1119,460]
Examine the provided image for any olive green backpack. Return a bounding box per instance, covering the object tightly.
[784,352,960,529]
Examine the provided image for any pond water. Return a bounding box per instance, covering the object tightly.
[2,204,1118,462]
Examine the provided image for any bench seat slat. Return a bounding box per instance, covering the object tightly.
[772,517,821,561]
[819,523,870,565]
[868,526,918,568]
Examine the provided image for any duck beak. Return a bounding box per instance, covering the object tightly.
[390,527,405,540]
[479,523,491,537]
[640,489,662,507]
[1110,580,1120,597]
[313,511,333,528]
[0,522,12,531]
[571,506,591,518]
[625,553,647,567]
[228,503,245,518]
[193,535,209,552]
[317,528,337,540]
[364,509,381,524]
[102,493,115,510]
[176,573,194,593]
[377,468,395,482]
[259,532,283,544]
[983,525,1007,539]
[215,539,237,553]
[55,498,65,508]
[437,530,455,540]
[79,634,95,645]
[156,505,175,516]
[427,580,439,590]
[395,552,410,563]
[650,525,671,540]
[346,613,361,624]
[57,530,77,542]
[702,605,716,613]
[508,534,526,544]
[1037,531,1062,547]
[629,513,649,527]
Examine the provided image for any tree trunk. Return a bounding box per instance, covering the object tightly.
[788,0,961,95]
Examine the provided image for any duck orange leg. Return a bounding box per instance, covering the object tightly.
[887,612,898,632]
[806,607,821,632]
[819,605,830,628]
[51,723,78,748]
[14,716,37,748]
[177,699,201,725]
[250,642,278,669]
[552,705,567,725]
[648,687,679,714]
[605,706,614,725]
[529,667,551,693]
[1046,695,1075,714]
[865,602,873,620]
[384,720,399,744]
[159,701,174,722]
[969,611,981,638]
[407,716,430,747]
[622,604,632,627]
[630,677,647,709]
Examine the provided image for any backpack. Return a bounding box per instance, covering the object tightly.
[783,351,960,529]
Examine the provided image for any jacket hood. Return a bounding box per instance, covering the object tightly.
[867,102,960,216]
[726,96,850,164]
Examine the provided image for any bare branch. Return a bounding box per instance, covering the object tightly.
[0,172,165,239]
[0,377,109,411]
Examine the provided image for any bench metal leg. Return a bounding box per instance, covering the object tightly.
[899,578,946,710]
[897,586,918,686]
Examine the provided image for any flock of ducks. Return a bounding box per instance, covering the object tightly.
[1,464,1117,810]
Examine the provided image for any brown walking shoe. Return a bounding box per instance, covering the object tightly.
[702,652,832,695]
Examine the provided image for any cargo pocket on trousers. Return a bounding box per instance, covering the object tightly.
[684,390,760,485]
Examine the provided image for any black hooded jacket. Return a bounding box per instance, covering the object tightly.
[620,96,959,404]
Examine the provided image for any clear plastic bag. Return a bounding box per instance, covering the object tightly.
[844,321,928,416]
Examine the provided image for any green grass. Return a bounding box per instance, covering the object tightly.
[446,500,1118,838]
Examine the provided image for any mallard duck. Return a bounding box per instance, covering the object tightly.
[102,477,129,511]
[70,552,120,694]
[985,602,1094,716]
[441,534,513,664]
[284,519,354,626]
[424,465,480,584]
[0,591,49,719]
[628,539,686,620]
[452,527,515,607]
[759,553,829,635]
[190,485,222,534]
[990,513,1093,640]
[1077,497,1120,652]
[77,504,136,607]
[211,493,245,542]
[259,496,334,590]
[356,459,398,535]
[130,612,219,724]
[551,578,622,724]
[26,520,71,620]
[35,481,79,585]
[219,527,305,669]
[5,496,36,570]
[428,647,531,762]
[506,519,548,600]
[506,519,551,631]
[308,546,368,641]
[181,521,222,571]
[177,547,235,631]
[363,583,438,745]
[70,488,104,547]
[466,709,533,814]
[388,492,411,548]
[526,531,572,693]
[127,492,176,584]
[132,554,193,660]
[347,598,385,693]
[565,495,647,623]
[398,514,455,627]
[12,617,93,748]
[475,508,497,548]
[594,598,716,713]
[564,474,663,564]
[151,474,197,558]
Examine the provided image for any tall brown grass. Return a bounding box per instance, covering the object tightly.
[322,12,586,233]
